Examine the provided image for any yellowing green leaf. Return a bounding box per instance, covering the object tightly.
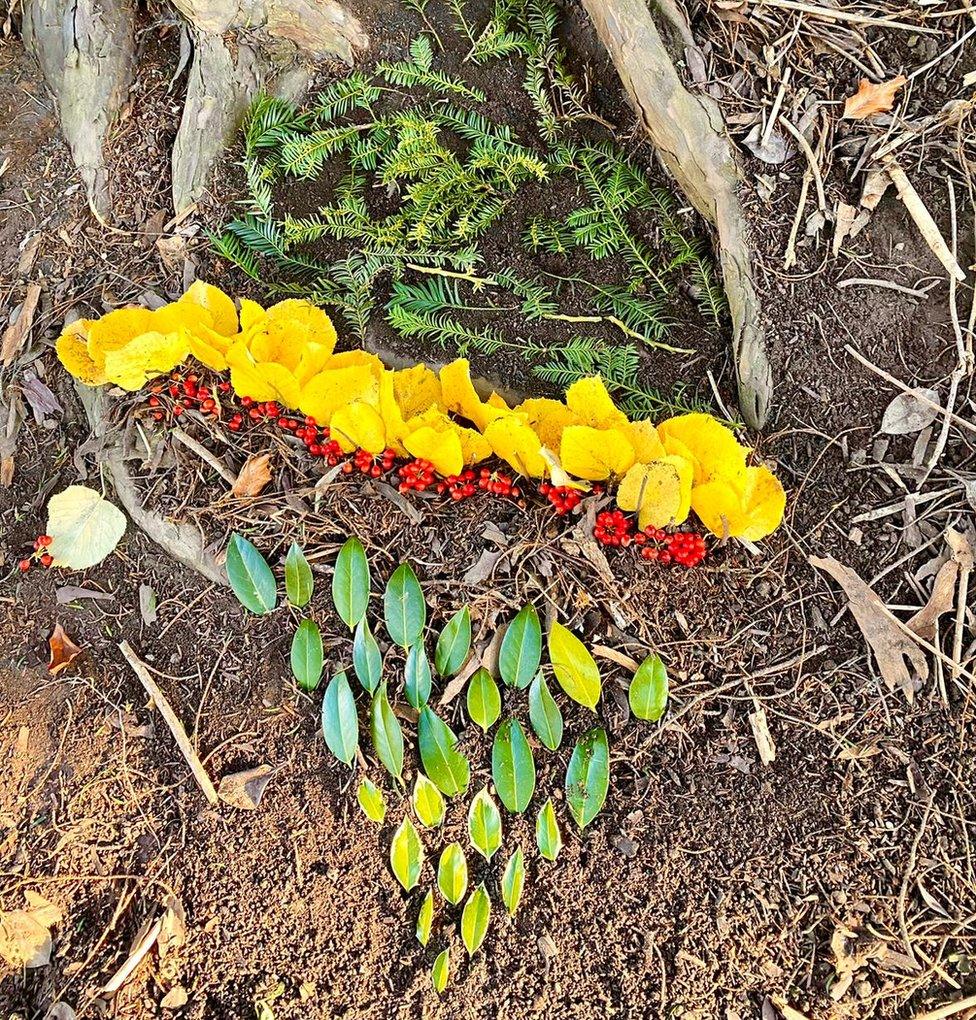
[431,948,450,993]
[547,621,601,710]
[390,816,424,891]
[437,842,468,904]
[629,653,669,721]
[468,788,502,860]
[356,778,386,823]
[466,668,501,732]
[461,884,491,957]
[46,486,126,570]
[501,847,525,916]
[416,889,434,946]
[412,772,445,827]
[565,727,609,829]
[536,799,562,861]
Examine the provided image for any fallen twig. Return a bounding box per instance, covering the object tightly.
[97,916,163,997]
[914,993,976,1020]
[750,0,940,33]
[172,427,237,485]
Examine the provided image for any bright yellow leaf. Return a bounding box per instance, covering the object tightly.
[483,414,547,477]
[404,424,464,476]
[56,321,106,386]
[657,413,748,487]
[86,307,155,361]
[564,376,627,429]
[150,302,214,338]
[266,299,338,352]
[692,465,785,541]
[299,366,380,425]
[560,425,636,481]
[239,299,266,332]
[394,364,442,420]
[378,372,408,453]
[294,342,336,386]
[256,362,302,408]
[179,281,238,336]
[516,398,581,452]
[103,331,191,391]
[331,401,386,453]
[623,419,666,463]
[487,392,509,409]
[439,359,492,430]
[538,447,589,491]
[456,424,492,465]
[187,325,232,372]
[616,457,692,530]
[326,350,384,374]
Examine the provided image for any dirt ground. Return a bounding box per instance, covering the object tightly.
[1,2,975,1019]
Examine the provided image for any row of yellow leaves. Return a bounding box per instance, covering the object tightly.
[56,282,785,540]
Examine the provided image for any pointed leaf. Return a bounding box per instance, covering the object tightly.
[291,618,324,692]
[405,643,433,709]
[321,671,358,765]
[418,707,469,796]
[370,683,404,782]
[416,889,434,946]
[356,778,386,823]
[412,772,445,827]
[390,816,424,891]
[536,799,562,861]
[384,562,426,648]
[226,533,277,614]
[629,653,669,721]
[499,605,541,688]
[435,606,471,676]
[548,620,601,709]
[284,542,313,607]
[437,842,468,905]
[501,846,525,916]
[468,788,502,860]
[352,618,382,693]
[431,948,449,994]
[466,668,501,732]
[565,727,610,828]
[461,884,491,957]
[491,718,535,814]
[332,536,370,629]
[528,671,563,750]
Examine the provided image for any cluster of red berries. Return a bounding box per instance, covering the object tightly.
[435,470,479,501]
[594,510,633,546]
[398,458,437,493]
[477,468,521,499]
[274,414,345,463]
[637,528,707,567]
[19,534,53,572]
[148,373,228,422]
[344,448,398,478]
[538,481,584,516]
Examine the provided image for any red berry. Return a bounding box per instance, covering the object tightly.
[18,559,30,572]
[38,535,52,547]
[40,553,53,567]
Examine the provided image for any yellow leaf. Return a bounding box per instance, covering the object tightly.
[179,281,239,336]
[538,447,589,491]
[623,419,666,462]
[439,359,492,430]
[256,362,302,408]
[483,414,546,477]
[86,307,155,361]
[516,398,581,451]
[657,413,748,487]
[239,298,266,332]
[404,424,464,476]
[187,325,232,372]
[564,376,627,429]
[456,424,492,465]
[692,465,785,541]
[294,342,336,386]
[46,484,127,569]
[327,350,384,374]
[103,331,190,390]
[616,457,692,529]
[378,372,408,453]
[394,363,442,420]
[299,366,380,425]
[150,301,214,336]
[560,425,636,481]
[56,321,106,386]
[331,401,386,453]
[487,392,509,409]
[266,299,338,351]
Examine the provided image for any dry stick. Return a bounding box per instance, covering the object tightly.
[118,640,219,804]
[784,166,812,270]
[762,67,791,150]
[836,277,936,298]
[98,916,163,997]
[914,994,976,1020]
[779,115,826,212]
[751,0,941,32]
[171,427,237,485]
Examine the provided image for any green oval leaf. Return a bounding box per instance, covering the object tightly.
[356,778,386,823]
[499,605,541,688]
[332,536,370,629]
[461,884,491,957]
[528,671,563,750]
[435,606,471,676]
[384,562,426,648]
[466,668,501,732]
[468,788,502,860]
[629,652,669,721]
[321,671,358,765]
[352,618,383,694]
[390,816,424,891]
[416,889,434,946]
[536,798,562,861]
[491,718,535,814]
[284,541,313,607]
[548,620,601,709]
[412,772,445,827]
[565,727,610,829]
[405,643,433,709]
[370,683,404,782]
[291,618,324,692]
[436,842,468,905]
[501,846,525,916]
[418,707,469,797]
[226,533,277,615]
[431,948,449,994]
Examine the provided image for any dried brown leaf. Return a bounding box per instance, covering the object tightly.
[1,284,42,365]
[48,623,83,675]
[908,558,958,642]
[0,892,62,968]
[231,453,273,498]
[843,75,907,120]
[217,764,276,810]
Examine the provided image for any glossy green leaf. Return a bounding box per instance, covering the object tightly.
[565,727,610,829]
[466,668,501,732]
[332,536,370,629]
[431,948,449,994]
[548,620,601,709]
[291,618,324,692]
[435,606,471,676]
[405,643,433,709]
[436,842,468,905]
[284,541,313,607]
[461,884,491,957]
[528,671,563,751]
[370,683,404,782]
[501,846,525,916]
[416,889,434,946]
[226,533,277,614]
[356,778,386,823]
[629,653,669,721]
[390,816,424,891]
[498,605,541,688]
[321,671,358,765]
[412,772,445,827]
[491,718,535,814]
[352,618,382,694]
[418,707,469,797]
[384,562,426,648]
[468,788,502,860]
[536,799,562,861]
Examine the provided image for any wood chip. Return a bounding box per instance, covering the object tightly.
[749,702,776,764]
